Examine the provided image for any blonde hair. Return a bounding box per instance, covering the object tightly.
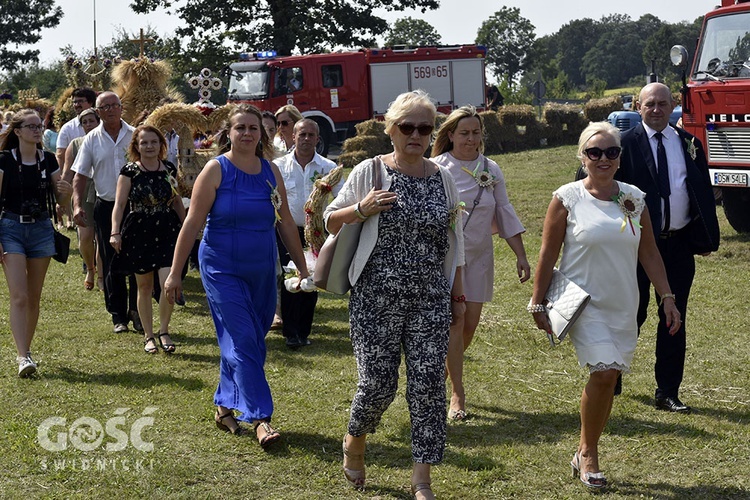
[384,90,437,136]
[576,121,621,161]
[431,105,484,157]
[274,105,303,124]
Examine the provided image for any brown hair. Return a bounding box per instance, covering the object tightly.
[128,125,168,162]
[0,109,41,151]
[216,104,273,160]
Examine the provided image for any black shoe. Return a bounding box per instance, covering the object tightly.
[302,338,311,346]
[655,396,691,413]
[129,311,144,332]
[285,336,303,349]
[175,292,186,306]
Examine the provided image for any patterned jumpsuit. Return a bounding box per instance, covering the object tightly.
[347,166,451,464]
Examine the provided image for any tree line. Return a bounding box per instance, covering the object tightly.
[0,1,702,104]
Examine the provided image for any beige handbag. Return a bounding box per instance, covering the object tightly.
[313,158,383,294]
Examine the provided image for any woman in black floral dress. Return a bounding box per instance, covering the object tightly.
[324,91,465,500]
[111,125,186,354]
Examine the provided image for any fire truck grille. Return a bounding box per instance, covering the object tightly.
[707,128,750,164]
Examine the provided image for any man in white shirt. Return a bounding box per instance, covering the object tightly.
[71,91,140,334]
[276,119,340,348]
[56,87,97,168]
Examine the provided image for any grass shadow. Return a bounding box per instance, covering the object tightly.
[44,367,206,391]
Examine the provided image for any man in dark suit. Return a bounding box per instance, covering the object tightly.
[618,83,720,413]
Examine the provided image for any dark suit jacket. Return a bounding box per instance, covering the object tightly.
[617,123,720,254]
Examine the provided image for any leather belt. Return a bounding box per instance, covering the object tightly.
[659,227,687,239]
[1,211,50,224]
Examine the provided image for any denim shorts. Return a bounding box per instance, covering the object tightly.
[0,216,56,258]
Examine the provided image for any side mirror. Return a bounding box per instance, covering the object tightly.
[670,45,691,114]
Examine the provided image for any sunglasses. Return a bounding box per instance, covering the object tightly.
[278,120,291,127]
[396,123,434,136]
[584,146,621,161]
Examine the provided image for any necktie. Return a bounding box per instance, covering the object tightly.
[655,131,671,231]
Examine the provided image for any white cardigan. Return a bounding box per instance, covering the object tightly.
[323,157,465,288]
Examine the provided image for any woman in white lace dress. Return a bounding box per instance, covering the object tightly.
[529,122,680,490]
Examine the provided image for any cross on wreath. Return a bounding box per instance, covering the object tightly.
[130,28,154,58]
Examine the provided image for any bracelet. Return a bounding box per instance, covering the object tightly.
[110,232,120,236]
[451,294,465,303]
[659,293,676,306]
[527,303,546,313]
[354,202,368,220]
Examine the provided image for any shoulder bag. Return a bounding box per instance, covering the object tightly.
[313,157,383,294]
[43,151,70,264]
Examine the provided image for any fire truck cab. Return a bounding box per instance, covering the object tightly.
[226,46,487,156]
[671,0,750,232]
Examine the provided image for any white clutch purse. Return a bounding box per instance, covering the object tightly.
[531,268,591,344]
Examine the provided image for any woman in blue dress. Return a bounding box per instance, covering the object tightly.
[165,104,310,447]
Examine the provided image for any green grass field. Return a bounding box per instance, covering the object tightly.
[1,145,749,499]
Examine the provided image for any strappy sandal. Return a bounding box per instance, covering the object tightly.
[342,435,366,489]
[254,421,281,449]
[448,409,467,421]
[571,452,607,489]
[411,482,434,500]
[143,337,158,354]
[215,409,246,436]
[158,333,176,353]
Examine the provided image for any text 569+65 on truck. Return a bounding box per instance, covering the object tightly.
[671,0,750,232]
[225,45,487,156]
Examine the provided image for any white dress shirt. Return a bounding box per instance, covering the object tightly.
[56,117,84,150]
[642,123,691,231]
[276,151,341,226]
[71,120,135,201]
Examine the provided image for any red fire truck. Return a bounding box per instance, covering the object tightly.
[671,0,750,232]
[225,45,487,155]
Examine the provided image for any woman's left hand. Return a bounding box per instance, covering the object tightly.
[517,257,531,283]
[450,300,465,326]
[663,299,681,335]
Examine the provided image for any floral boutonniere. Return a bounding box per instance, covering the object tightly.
[684,137,697,161]
[448,201,467,230]
[166,172,180,197]
[462,161,498,189]
[309,170,322,184]
[611,191,644,235]
[267,179,282,223]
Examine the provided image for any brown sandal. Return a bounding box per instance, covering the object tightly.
[215,409,246,436]
[254,421,281,449]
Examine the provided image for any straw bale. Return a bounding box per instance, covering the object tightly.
[354,119,385,137]
[481,111,503,155]
[583,96,623,122]
[338,150,370,169]
[498,104,536,126]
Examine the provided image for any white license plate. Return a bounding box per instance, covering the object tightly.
[714,172,748,186]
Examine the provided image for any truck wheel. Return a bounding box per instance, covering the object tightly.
[721,187,750,233]
[315,121,332,157]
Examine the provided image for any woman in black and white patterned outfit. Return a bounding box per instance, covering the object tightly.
[324,90,465,500]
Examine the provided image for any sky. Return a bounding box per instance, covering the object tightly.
[25,0,714,65]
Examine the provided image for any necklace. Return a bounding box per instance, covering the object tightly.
[139,160,161,172]
[392,152,426,178]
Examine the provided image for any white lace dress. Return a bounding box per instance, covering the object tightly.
[554,180,646,372]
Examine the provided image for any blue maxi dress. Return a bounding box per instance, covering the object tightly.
[199,155,278,422]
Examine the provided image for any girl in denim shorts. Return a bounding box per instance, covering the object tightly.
[0,109,72,377]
